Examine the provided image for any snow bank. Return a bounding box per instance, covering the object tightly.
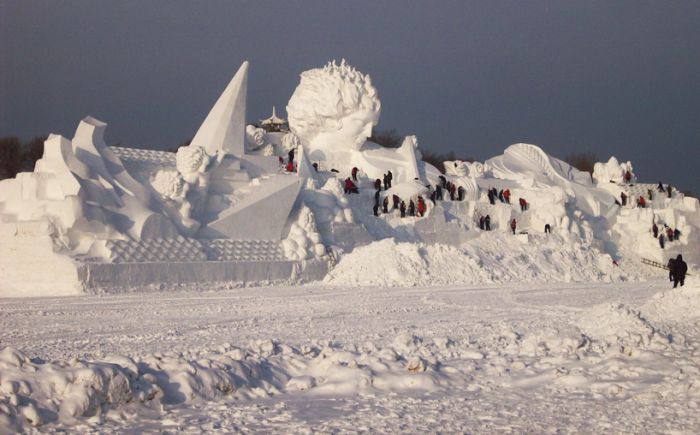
[325,233,638,287]
[0,335,450,432]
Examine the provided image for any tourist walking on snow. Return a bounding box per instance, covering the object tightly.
[400,201,406,218]
[374,178,382,190]
[620,192,627,206]
[519,198,528,212]
[652,223,658,238]
[503,189,511,204]
[436,184,443,201]
[544,223,551,234]
[479,215,485,230]
[417,197,426,217]
[344,178,358,194]
[458,186,465,201]
[373,203,379,216]
[484,215,491,231]
[409,200,416,217]
[487,188,495,205]
[374,189,381,205]
[659,233,665,249]
[647,189,653,201]
[386,170,393,189]
[448,183,456,201]
[382,196,389,214]
[666,226,674,242]
[667,257,676,282]
[666,184,673,198]
[624,170,632,184]
[392,194,400,210]
[657,181,664,192]
[351,167,359,182]
[669,254,687,288]
[637,196,646,208]
[510,218,517,235]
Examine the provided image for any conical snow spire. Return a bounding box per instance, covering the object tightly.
[191,61,249,157]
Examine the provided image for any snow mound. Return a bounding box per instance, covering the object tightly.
[325,234,639,287]
[576,303,671,352]
[0,334,450,432]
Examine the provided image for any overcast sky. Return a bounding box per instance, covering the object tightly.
[1,1,699,191]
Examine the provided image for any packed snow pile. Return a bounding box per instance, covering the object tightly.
[324,233,642,288]
[0,335,452,432]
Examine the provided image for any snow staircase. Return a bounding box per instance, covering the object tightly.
[110,146,177,182]
[101,237,207,263]
[99,237,288,263]
[201,239,286,262]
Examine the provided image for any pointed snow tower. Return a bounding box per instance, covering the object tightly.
[195,62,304,241]
[191,61,249,157]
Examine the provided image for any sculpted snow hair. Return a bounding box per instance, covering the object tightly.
[287,59,381,149]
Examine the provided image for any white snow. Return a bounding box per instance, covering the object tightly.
[1,279,699,432]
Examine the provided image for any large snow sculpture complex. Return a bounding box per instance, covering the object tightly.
[0,61,314,296]
[1,58,698,297]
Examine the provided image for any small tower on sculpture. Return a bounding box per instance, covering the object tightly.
[260,106,289,133]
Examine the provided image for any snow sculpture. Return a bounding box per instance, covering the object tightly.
[190,61,249,157]
[281,132,300,152]
[282,206,325,260]
[593,157,635,185]
[176,145,210,182]
[444,160,469,177]
[0,117,178,253]
[245,125,266,151]
[287,59,381,159]
[151,170,185,200]
[443,160,480,201]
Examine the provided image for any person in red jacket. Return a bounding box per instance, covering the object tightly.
[637,196,646,208]
[344,178,358,194]
[510,218,517,234]
[417,196,426,217]
[519,198,528,212]
[503,189,511,204]
[286,161,294,172]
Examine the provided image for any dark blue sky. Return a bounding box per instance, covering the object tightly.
[1,1,699,191]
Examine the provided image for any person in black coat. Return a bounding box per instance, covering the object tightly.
[670,254,687,288]
[484,215,491,231]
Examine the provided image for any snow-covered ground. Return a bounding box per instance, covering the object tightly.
[2,275,699,433]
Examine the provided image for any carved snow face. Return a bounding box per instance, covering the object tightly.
[335,111,374,150]
[287,60,380,155]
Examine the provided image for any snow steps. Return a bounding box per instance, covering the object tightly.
[621,183,674,202]
[110,146,177,182]
[201,239,286,262]
[110,146,176,165]
[103,238,286,263]
[104,238,207,263]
